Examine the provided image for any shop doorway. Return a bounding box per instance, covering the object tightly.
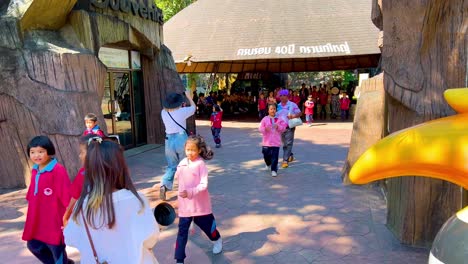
[101,71,146,149]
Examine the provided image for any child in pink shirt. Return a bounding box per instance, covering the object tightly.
[259,103,288,177]
[174,135,222,264]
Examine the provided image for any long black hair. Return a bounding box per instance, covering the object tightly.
[72,137,143,229]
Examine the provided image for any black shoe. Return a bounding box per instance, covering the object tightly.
[160,186,167,201]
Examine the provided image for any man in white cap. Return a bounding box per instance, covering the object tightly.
[158,90,195,200]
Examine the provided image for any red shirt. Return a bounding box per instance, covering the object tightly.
[319,92,328,105]
[292,95,301,105]
[340,97,351,110]
[311,91,319,101]
[70,167,85,199]
[304,100,315,115]
[23,160,71,245]
[210,111,223,128]
[82,125,105,137]
[258,98,267,110]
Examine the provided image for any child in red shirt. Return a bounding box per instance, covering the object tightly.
[257,93,267,119]
[83,113,105,137]
[340,92,351,121]
[210,105,223,148]
[304,95,315,126]
[23,136,73,264]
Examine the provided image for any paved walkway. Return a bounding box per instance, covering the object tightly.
[0,120,429,263]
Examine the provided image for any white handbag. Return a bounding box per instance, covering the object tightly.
[287,102,303,128]
[288,117,303,128]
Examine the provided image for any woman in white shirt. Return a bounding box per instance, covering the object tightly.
[64,138,159,264]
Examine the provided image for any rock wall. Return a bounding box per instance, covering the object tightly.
[0,0,184,187]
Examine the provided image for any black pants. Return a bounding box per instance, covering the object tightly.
[27,239,70,264]
[262,146,280,172]
[175,214,221,262]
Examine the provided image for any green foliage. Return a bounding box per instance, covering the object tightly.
[155,0,196,22]
[288,71,357,88]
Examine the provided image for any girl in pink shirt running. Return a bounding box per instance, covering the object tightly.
[174,135,222,264]
[259,103,288,177]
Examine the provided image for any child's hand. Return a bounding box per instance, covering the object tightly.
[179,190,188,198]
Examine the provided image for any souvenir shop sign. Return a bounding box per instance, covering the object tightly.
[237,42,351,57]
[87,0,163,23]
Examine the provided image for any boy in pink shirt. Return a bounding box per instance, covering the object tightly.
[259,103,288,177]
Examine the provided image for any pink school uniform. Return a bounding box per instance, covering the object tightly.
[259,116,288,147]
[259,116,287,175]
[175,157,212,217]
[23,159,71,245]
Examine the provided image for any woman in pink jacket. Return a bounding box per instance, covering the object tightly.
[174,135,222,264]
[259,103,288,177]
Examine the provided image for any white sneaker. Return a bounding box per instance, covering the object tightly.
[271,171,277,177]
[212,237,223,254]
[265,165,271,171]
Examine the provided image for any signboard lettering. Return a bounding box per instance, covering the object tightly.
[89,0,162,23]
[237,42,351,57]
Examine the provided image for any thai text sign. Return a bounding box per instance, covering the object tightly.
[237,42,351,56]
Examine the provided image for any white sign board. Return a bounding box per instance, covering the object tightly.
[98,47,129,68]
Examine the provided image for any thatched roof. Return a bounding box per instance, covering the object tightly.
[163,0,380,73]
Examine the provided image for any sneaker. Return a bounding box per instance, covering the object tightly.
[281,161,289,168]
[159,185,167,201]
[288,155,294,162]
[265,164,271,171]
[308,124,313,127]
[271,171,277,177]
[215,144,221,148]
[213,237,223,254]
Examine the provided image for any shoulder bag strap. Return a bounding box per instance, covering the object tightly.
[81,213,101,264]
[167,111,189,135]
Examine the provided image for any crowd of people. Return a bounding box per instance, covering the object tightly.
[22,90,224,264]
[194,83,353,122]
[22,85,351,263]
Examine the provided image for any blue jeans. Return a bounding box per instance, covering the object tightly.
[161,132,187,190]
[211,127,221,144]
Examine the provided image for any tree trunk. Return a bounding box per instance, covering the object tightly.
[376,0,467,246]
